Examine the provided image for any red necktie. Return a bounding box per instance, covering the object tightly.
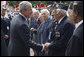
[35,20,37,25]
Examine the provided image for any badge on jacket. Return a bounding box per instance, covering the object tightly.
[55,31,60,38]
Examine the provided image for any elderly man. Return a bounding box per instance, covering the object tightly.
[40,9,53,44]
[31,12,46,56]
[44,9,74,56]
[30,8,41,56]
[30,9,52,55]
[8,1,43,56]
[30,8,41,29]
[65,1,83,56]
[30,8,41,41]
[30,13,45,44]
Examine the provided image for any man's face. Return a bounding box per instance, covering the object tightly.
[39,15,44,22]
[67,9,75,25]
[53,10,60,20]
[1,10,6,16]
[41,13,48,21]
[33,12,39,19]
[24,6,33,18]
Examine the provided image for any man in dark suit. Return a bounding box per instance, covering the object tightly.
[8,1,43,56]
[4,17,10,47]
[44,9,74,56]
[1,7,10,47]
[65,1,83,56]
[1,29,8,56]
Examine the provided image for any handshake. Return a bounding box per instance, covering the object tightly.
[42,42,51,52]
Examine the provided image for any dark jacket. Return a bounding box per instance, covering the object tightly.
[1,29,8,56]
[65,23,83,56]
[48,16,75,56]
[8,14,43,56]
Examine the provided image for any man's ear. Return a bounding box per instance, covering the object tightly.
[21,10,25,14]
[75,10,79,17]
[74,10,81,23]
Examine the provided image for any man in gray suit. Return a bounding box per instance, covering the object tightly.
[8,1,43,56]
[40,9,53,44]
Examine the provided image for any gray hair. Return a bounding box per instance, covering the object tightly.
[19,1,32,12]
[56,9,66,16]
[39,13,42,18]
[41,9,50,17]
[32,8,39,14]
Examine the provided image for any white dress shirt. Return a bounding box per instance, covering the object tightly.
[58,16,65,24]
[74,20,83,32]
[1,16,4,19]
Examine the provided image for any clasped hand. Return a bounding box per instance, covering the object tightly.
[43,42,50,52]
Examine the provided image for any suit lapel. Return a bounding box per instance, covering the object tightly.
[57,16,67,29]
[74,23,83,32]
[19,14,30,28]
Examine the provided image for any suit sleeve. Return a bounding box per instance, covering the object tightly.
[48,23,74,50]
[19,24,43,51]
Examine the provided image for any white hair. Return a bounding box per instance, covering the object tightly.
[39,13,42,18]
[32,8,39,14]
[56,9,66,16]
[32,8,36,13]
[19,1,32,12]
[41,9,50,16]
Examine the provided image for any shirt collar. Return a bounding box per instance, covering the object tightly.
[1,16,4,19]
[19,13,28,21]
[75,20,83,29]
[58,16,65,24]
[35,18,39,21]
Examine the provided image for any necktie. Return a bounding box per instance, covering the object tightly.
[35,20,37,25]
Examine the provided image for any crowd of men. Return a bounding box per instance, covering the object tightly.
[1,1,83,56]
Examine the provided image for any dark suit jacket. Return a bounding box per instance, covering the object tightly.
[1,18,8,35]
[1,29,8,56]
[8,14,42,56]
[4,18,11,46]
[48,16,75,56]
[65,23,83,56]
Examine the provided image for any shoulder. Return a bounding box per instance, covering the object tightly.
[73,24,83,37]
[11,15,23,27]
[64,16,73,26]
